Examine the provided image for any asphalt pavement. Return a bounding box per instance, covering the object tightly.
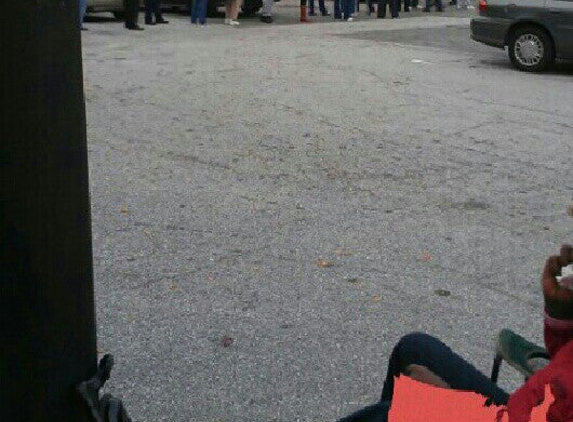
[81,3,573,421]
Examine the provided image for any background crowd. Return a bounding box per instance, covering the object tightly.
[79,0,474,29]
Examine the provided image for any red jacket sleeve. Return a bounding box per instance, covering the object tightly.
[506,364,553,422]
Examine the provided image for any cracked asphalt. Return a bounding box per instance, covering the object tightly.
[81,2,573,421]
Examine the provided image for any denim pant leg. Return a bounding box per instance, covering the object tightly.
[318,0,327,11]
[380,332,510,406]
[377,0,387,16]
[198,0,208,23]
[334,0,342,17]
[343,0,353,17]
[145,0,153,20]
[154,0,164,20]
[79,0,87,27]
[434,0,443,9]
[392,0,400,15]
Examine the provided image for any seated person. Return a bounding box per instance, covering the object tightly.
[336,245,573,422]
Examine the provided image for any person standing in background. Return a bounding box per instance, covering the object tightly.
[190,0,209,25]
[260,0,275,23]
[423,0,443,12]
[224,0,241,25]
[308,0,330,16]
[79,0,87,30]
[124,0,144,29]
[145,0,169,25]
[377,0,399,18]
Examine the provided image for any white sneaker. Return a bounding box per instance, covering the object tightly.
[230,19,240,26]
[224,18,230,24]
[347,17,354,21]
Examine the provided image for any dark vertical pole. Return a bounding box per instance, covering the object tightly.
[1,1,97,421]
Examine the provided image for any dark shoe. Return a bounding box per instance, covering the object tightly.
[156,18,169,24]
[309,10,317,15]
[144,16,153,24]
[437,7,444,11]
[321,9,331,15]
[377,14,386,17]
[404,7,410,11]
[146,21,156,25]
[126,24,144,30]
[260,15,274,23]
[423,7,430,11]
[334,14,343,18]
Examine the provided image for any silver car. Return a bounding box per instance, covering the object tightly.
[470,0,573,72]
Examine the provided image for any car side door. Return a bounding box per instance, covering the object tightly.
[545,0,573,58]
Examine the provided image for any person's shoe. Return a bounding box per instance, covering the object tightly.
[224,18,231,24]
[436,7,444,11]
[309,10,317,15]
[80,26,88,30]
[321,9,331,15]
[334,14,343,18]
[144,16,154,25]
[346,16,354,21]
[260,15,274,23]
[156,18,169,24]
[126,24,144,30]
[404,7,410,11]
[422,7,430,11]
[191,19,197,24]
[230,19,240,25]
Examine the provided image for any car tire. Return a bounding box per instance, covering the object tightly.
[507,26,554,72]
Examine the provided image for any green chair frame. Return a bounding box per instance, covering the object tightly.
[490,329,550,384]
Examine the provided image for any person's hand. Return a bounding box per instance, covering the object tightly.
[542,244,573,319]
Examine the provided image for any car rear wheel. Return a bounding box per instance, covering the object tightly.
[508,26,554,72]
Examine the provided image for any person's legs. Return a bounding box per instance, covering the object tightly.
[231,0,240,20]
[198,0,208,23]
[377,0,387,17]
[309,0,316,14]
[144,0,154,23]
[79,0,87,28]
[434,0,443,10]
[333,0,342,18]
[191,0,199,23]
[390,0,399,16]
[318,0,329,14]
[380,333,509,405]
[261,0,273,17]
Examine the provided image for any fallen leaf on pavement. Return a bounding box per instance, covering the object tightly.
[316,259,333,268]
[371,295,381,303]
[221,336,234,347]
[334,249,352,257]
[120,206,129,214]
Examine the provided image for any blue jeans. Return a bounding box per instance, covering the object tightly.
[79,0,87,27]
[377,0,399,17]
[309,0,327,13]
[334,0,353,18]
[191,0,208,23]
[336,333,510,422]
[145,0,163,20]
